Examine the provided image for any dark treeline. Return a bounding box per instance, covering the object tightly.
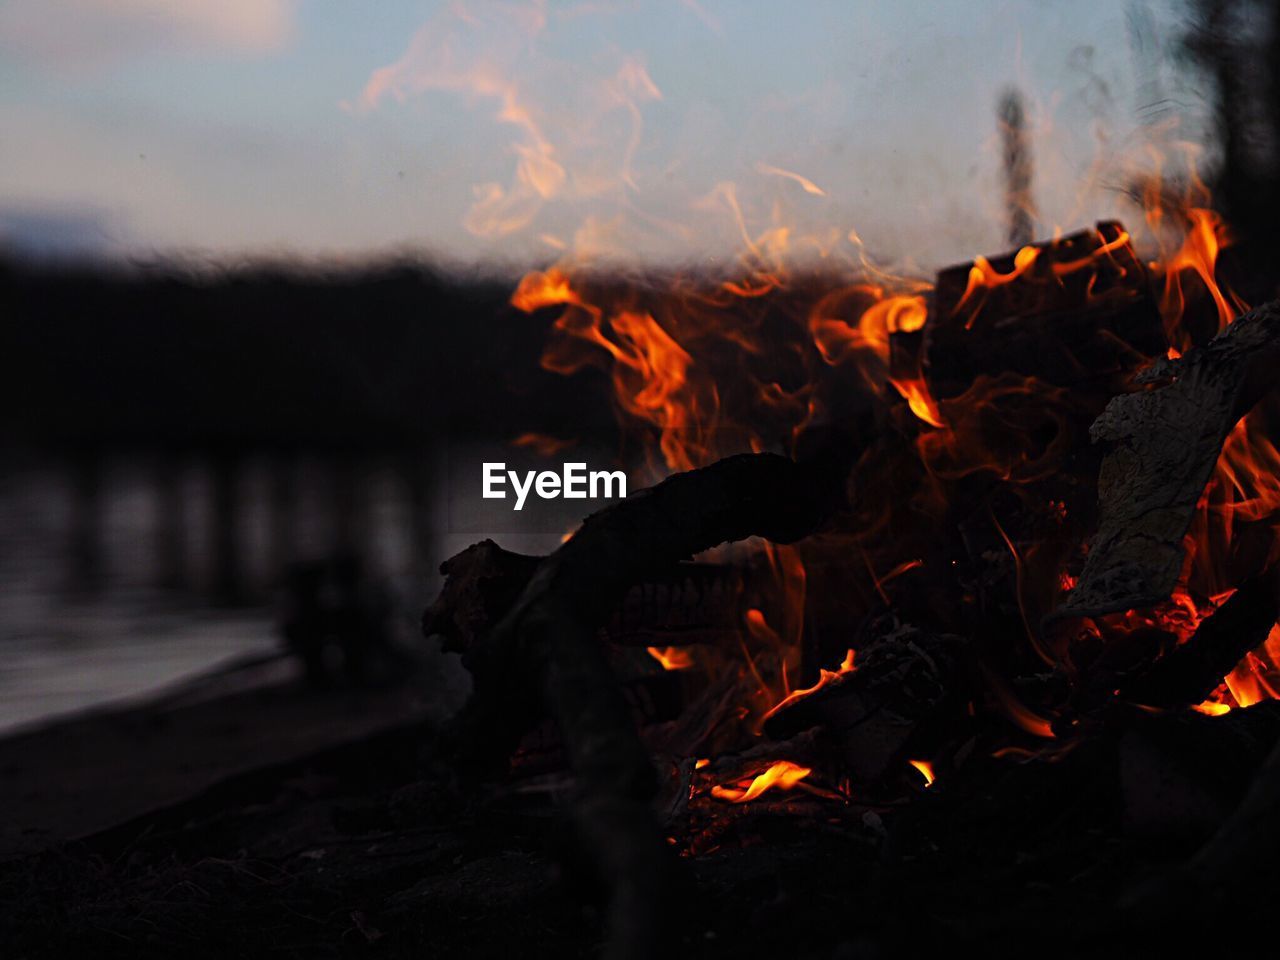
[0,258,612,603]
[1182,0,1280,303]
[0,257,600,450]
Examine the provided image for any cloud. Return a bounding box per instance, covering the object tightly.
[0,0,296,69]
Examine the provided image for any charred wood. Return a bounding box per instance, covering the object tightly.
[1055,299,1280,621]
[926,222,1164,401]
[422,540,540,654]
[607,562,743,648]
[425,540,744,655]
[447,451,845,774]
[762,621,966,783]
[1121,572,1280,707]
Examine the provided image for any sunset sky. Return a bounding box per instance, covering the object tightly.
[0,0,1203,268]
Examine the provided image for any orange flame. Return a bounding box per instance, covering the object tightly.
[710,760,813,803]
[515,275,710,472]
[1159,208,1246,347]
[512,267,579,311]
[951,245,1040,328]
[985,668,1056,739]
[512,431,576,456]
[647,646,694,671]
[761,648,856,723]
[908,760,935,787]
[808,290,943,427]
[1192,700,1232,717]
[1224,648,1280,709]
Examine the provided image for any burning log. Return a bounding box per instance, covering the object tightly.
[425,539,746,655]
[924,221,1165,402]
[1121,572,1280,707]
[1055,299,1280,621]
[761,620,966,783]
[607,562,744,648]
[430,451,847,960]
[660,730,874,855]
[408,223,1276,952]
[448,450,845,767]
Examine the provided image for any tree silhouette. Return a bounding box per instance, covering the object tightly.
[1180,0,1280,302]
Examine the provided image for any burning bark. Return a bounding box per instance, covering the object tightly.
[1055,299,1280,621]
[439,450,846,775]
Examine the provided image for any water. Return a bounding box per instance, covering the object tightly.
[0,592,281,735]
[0,447,568,735]
[0,454,345,735]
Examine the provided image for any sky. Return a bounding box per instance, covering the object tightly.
[0,0,1206,270]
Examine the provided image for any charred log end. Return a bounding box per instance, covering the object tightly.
[422,539,540,654]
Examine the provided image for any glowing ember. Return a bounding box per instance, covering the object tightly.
[1225,652,1280,708]
[1192,701,1232,717]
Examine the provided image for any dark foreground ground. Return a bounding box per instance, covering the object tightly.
[3,651,1271,960]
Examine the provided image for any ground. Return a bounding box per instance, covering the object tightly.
[2,661,1238,959]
